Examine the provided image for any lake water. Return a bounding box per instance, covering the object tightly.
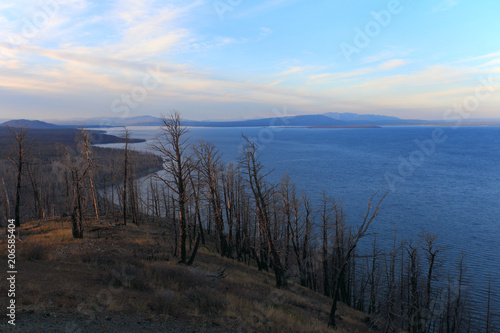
[96,125,500,325]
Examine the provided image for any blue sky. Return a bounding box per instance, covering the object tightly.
[1,0,500,121]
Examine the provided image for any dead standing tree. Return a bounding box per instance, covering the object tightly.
[8,125,29,227]
[80,129,100,223]
[193,140,227,256]
[26,159,44,220]
[1,178,10,224]
[122,128,130,226]
[63,149,87,238]
[152,111,200,264]
[328,190,388,328]
[240,136,287,288]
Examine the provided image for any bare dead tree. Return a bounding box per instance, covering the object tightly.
[301,192,313,288]
[128,156,139,225]
[122,128,130,226]
[223,162,247,261]
[320,190,331,297]
[278,174,295,272]
[328,190,388,328]
[8,125,29,227]
[240,136,287,288]
[332,197,350,305]
[80,129,100,223]
[26,161,43,220]
[63,149,87,238]
[419,231,442,331]
[383,228,404,332]
[406,243,421,333]
[451,254,466,333]
[2,178,10,224]
[151,111,197,264]
[193,140,227,255]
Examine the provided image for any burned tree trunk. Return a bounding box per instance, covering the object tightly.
[81,129,100,223]
[151,111,196,264]
[9,126,29,227]
[122,128,130,226]
[328,191,387,328]
[240,137,287,288]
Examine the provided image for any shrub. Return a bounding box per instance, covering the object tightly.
[147,263,209,291]
[185,286,227,315]
[20,242,51,261]
[148,289,182,316]
[106,262,149,291]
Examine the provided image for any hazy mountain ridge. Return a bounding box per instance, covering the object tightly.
[322,112,426,124]
[34,112,425,128]
[3,113,499,129]
[0,119,63,129]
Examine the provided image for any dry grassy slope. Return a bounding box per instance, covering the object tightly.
[0,218,382,332]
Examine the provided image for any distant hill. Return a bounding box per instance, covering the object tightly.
[0,119,63,129]
[7,113,500,129]
[39,112,450,128]
[322,112,426,125]
[51,112,423,128]
[52,115,164,127]
[181,114,347,127]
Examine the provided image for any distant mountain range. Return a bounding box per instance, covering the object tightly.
[1,113,499,129]
[44,113,429,128]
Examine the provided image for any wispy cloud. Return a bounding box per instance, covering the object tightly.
[232,0,300,19]
[276,66,307,76]
[308,59,407,83]
[432,0,459,13]
[361,48,413,65]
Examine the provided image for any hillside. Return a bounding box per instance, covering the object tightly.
[0,218,380,332]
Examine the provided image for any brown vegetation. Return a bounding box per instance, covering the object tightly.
[0,218,379,332]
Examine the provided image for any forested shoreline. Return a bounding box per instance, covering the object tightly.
[0,127,162,227]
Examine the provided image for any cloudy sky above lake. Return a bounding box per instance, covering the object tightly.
[1,0,500,121]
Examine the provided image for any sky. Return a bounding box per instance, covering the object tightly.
[1,0,500,121]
